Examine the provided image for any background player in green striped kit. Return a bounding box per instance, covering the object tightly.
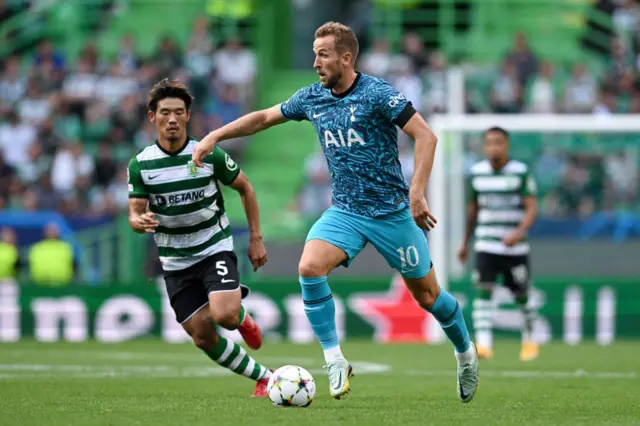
[127,79,273,396]
[458,127,539,362]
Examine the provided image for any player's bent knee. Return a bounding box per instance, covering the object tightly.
[212,308,241,330]
[404,268,442,309]
[299,239,347,277]
[413,286,440,309]
[192,331,218,352]
[183,313,218,352]
[298,260,328,278]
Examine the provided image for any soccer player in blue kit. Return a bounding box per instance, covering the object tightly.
[193,22,479,403]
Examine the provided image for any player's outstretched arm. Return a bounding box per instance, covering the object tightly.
[192,104,287,167]
[228,171,267,271]
[128,198,159,234]
[401,113,439,231]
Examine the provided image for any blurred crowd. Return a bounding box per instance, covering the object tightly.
[2,0,639,229]
[0,11,256,216]
[470,34,640,115]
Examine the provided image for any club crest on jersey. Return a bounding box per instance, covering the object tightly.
[349,105,357,122]
[225,154,238,171]
[187,161,198,177]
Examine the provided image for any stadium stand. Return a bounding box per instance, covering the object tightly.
[1,0,638,282]
[0,0,260,282]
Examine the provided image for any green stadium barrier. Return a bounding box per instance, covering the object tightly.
[370,0,613,65]
[1,276,637,344]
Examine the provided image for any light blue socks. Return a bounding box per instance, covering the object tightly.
[300,276,471,360]
[299,276,340,350]
[428,289,472,353]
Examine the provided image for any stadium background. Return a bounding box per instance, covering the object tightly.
[0,0,639,347]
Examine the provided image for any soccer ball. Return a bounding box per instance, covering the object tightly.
[267,365,316,408]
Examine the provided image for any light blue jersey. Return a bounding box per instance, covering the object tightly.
[281,72,431,277]
[280,73,415,218]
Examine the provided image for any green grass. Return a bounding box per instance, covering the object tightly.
[1,340,639,425]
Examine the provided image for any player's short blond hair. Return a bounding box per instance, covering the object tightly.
[315,21,359,63]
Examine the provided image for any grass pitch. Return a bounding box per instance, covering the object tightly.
[1,340,638,425]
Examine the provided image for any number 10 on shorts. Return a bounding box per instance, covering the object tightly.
[397,245,419,269]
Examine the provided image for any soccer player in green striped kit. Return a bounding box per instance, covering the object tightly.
[458,127,539,362]
[127,79,272,396]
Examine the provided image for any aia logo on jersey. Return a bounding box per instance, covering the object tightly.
[324,129,365,148]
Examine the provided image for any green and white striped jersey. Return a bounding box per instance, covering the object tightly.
[127,138,240,271]
[468,159,537,256]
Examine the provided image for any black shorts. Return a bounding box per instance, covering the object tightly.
[474,251,530,295]
[163,251,248,324]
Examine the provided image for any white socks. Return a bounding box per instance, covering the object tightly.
[455,344,477,365]
[472,297,494,349]
[324,346,345,364]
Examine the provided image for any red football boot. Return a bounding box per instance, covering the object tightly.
[251,374,270,397]
[238,312,262,350]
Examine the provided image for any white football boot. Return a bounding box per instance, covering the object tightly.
[326,359,354,399]
[457,344,479,403]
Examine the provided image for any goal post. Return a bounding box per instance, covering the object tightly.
[425,113,640,343]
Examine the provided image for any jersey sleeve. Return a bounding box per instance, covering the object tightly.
[208,146,241,185]
[127,157,148,199]
[374,81,416,128]
[521,169,538,197]
[279,87,310,122]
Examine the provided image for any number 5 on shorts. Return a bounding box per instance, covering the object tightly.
[216,261,228,276]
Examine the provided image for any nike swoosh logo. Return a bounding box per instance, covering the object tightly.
[401,269,415,274]
[148,174,160,180]
[459,379,469,400]
[221,278,235,284]
[313,112,326,118]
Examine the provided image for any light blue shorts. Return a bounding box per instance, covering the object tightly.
[306,206,432,279]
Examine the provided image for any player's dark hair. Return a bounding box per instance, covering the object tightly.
[484,126,510,140]
[148,78,193,113]
[315,21,359,63]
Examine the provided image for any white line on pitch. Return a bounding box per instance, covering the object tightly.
[0,350,317,364]
[0,363,635,381]
[0,360,391,380]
